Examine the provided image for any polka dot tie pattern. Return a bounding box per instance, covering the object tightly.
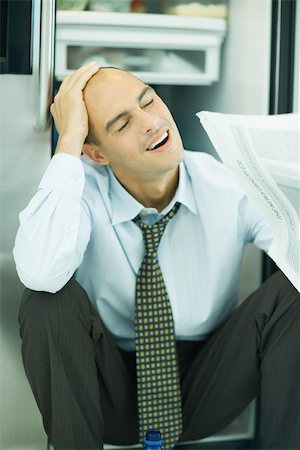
[133,202,183,450]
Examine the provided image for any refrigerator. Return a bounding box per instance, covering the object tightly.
[0,0,298,449]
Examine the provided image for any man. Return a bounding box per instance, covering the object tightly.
[14,62,300,450]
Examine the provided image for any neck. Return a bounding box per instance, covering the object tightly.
[114,166,180,212]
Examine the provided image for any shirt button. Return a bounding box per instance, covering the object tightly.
[68,224,76,231]
[76,176,83,184]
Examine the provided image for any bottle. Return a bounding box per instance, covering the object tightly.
[144,429,163,450]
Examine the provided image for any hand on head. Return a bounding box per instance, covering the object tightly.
[50,62,99,157]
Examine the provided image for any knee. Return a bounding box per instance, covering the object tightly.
[257,271,300,332]
[18,277,93,339]
[267,271,300,304]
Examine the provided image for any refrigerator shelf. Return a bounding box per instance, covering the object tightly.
[55,11,226,85]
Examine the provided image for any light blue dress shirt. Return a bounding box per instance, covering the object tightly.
[13,150,273,350]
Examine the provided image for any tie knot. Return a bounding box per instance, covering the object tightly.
[134,202,180,254]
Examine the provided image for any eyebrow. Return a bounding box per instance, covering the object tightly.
[105,86,153,132]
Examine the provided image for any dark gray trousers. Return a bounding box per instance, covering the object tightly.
[18,271,300,449]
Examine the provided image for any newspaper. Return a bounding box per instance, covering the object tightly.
[197,111,300,292]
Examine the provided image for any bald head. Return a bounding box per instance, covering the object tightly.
[83,67,142,145]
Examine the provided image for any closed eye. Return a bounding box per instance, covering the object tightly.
[142,99,154,108]
[118,121,129,132]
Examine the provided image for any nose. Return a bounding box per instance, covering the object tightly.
[137,109,160,134]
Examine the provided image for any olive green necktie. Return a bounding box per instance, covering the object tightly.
[133,202,183,449]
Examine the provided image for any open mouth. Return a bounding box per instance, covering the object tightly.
[146,130,169,151]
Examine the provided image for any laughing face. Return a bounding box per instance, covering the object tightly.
[83,68,184,186]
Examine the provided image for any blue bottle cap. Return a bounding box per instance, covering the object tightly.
[144,429,163,447]
[146,429,161,440]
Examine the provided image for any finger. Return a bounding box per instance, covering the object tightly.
[60,62,99,91]
[60,61,97,88]
[67,62,99,91]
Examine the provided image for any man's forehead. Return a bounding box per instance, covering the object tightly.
[84,68,149,115]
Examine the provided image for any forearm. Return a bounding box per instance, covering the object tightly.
[13,153,91,292]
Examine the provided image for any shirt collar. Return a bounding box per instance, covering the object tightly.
[108,159,198,226]
[173,158,198,215]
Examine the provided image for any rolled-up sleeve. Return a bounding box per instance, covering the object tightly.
[13,153,91,293]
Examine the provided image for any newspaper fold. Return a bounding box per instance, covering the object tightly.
[197,111,300,292]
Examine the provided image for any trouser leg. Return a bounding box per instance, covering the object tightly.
[18,278,139,449]
[179,271,300,449]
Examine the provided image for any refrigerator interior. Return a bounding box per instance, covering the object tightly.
[0,0,287,449]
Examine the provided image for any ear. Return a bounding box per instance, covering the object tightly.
[83,143,110,165]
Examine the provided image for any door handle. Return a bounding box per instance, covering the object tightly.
[34,0,55,132]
